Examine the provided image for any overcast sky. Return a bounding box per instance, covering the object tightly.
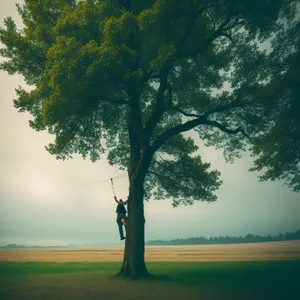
[0,1,299,247]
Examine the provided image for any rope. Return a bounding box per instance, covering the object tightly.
[82,173,127,186]
[110,178,116,197]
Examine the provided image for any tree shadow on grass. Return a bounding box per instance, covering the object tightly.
[144,261,300,299]
[110,260,300,283]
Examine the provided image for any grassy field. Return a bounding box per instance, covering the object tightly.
[1,241,300,299]
[1,261,300,299]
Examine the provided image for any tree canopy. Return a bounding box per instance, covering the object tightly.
[248,19,300,192]
[1,0,299,203]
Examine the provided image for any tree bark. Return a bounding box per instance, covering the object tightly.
[117,175,152,278]
[116,91,153,278]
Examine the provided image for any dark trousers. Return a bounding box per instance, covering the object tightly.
[117,221,125,239]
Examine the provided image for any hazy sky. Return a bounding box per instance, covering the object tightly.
[0,1,299,246]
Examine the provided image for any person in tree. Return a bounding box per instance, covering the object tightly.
[114,196,128,240]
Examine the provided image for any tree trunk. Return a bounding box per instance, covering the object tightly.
[117,175,152,279]
[117,93,153,278]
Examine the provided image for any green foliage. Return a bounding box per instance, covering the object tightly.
[146,134,222,206]
[249,21,300,192]
[1,0,299,206]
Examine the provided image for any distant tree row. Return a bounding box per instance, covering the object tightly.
[2,230,299,248]
[146,230,300,245]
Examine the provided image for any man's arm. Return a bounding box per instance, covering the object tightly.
[114,196,120,204]
[123,197,129,205]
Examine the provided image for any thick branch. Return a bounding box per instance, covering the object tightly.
[151,115,249,153]
[202,100,253,118]
[151,117,207,153]
[170,106,202,118]
[204,120,249,138]
[144,73,169,137]
[170,97,253,119]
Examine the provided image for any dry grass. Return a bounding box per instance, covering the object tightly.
[1,240,300,263]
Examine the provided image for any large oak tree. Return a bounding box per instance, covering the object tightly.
[1,0,299,278]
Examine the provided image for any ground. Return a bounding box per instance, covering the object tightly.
[1,240,300,262]
[0,241,300,300]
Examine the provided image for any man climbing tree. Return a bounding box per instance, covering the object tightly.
[114,196,128,240]
[1,0,299,278]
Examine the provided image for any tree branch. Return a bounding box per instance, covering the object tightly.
[157,153,174,167]
[204,119,250,138]
[223,17,243,31]
[148,166,180,188]
[169,97,253,119]
[151,113,250,153]
[202,100,253,118]
[144,2,244,144]
[155,155,180,179]
[144,73,169,137]
[169,106,202,118]
[207,9,216,32]
[147,170,164,184]
[144,3,207,137]
[151,116,207,153]
[178,7,241,58]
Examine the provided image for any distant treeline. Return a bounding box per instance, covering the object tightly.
[2,230,300,248]
[146,230,300,245]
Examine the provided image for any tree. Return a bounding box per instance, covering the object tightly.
[1,0,299,278]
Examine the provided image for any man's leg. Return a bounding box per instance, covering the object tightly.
[117,221,125,240]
